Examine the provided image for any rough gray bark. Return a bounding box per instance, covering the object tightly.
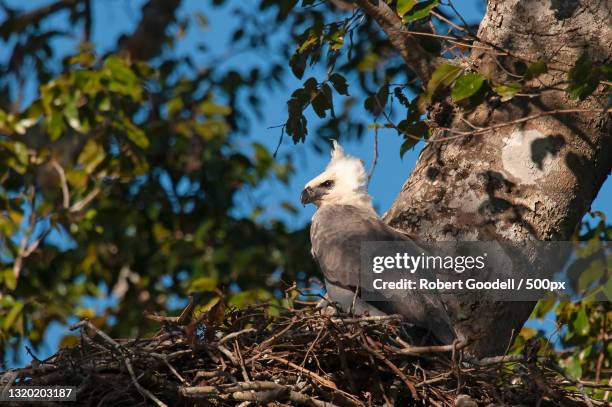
[369,0,612,356]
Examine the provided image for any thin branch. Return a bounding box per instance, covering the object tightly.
[331,314,403,323]
[234,340,250,383]
[361,335,419,400]
[218,328,256,345]
[21,229,50,258]
[11,307,604,406]
[69,186,101,213]
[50,159,70,209]
[265,355,339,390]
[181,381,341,407]
[217,344,239,366]
[443,0,474,36]
[150,353,188,385]
[367,127,378,184]
[433,108,612,142]
[0,0,81,38]
[70,320,167,407]
[272,125,285,158]
[12,186,36,281]
[382,106,610,144]
[395,339,469,355]
[400,29,505,54]
[118,0,182,61]
[353,0,440,85]
[430,10,572,73]
[82,0,92,42]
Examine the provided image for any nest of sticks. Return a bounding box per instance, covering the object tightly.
[2,300,608,406]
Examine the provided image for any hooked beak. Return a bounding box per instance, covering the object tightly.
[300,186,315,206]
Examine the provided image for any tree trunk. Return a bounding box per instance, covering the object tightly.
[380,0,611,357]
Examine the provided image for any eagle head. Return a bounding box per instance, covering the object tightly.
[301,141,373,210]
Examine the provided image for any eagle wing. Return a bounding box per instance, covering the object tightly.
[310,204,411,289]
[310,204,456,344]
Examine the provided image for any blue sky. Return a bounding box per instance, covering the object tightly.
[2,0,610,366]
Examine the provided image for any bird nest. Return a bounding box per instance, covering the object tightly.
[1,301,606,406]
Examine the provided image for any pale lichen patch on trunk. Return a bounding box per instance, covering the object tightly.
[501,129,562,185]
[447,169,485,214]
[448,189,482,213]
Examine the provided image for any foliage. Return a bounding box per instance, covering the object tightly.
[514,213,611,397]
[0,1,609,390]
[0,1,322,359]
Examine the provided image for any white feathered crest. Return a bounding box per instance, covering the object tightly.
[330,140,345,161]
[304,140,373,211]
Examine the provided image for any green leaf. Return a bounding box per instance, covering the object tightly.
[60,335,80,348]
[14,118,37,135]
[289,52,308,79]
[9,141,28,167]
[104,55,142,100]
[167,97,184,117]
[493,82,521,102]
[525,60,547,79]
[253,142,273,176]
[0,140,28,173]
[47,110,65,141]
[329,73,349,95]
[398,120,428,158]
[63,101,84,133]
[364,84,389,116]
[200,101,232,116]
[285,98,308,143]
[602,64,612,80]
[403,0,439,22]
[3,300,23,330]
[66,169,88,189]
[532,294,556,319]
[281,201,298,214]
[567,54,599,100]
[303,77,318,94]
[297,32,319,54]
[400,137,419,158]
[424,63,463,103]
[78,139,105,173]
[451,72,486,102]
[396,0,416,17]
[69,50,96,67]
[327,26,344,51]
[572,307,590,336]
[2,268,17,291]
[603,276,612,301]
[397,120,428,138]
[105,55,137,85]
[564,357,582,379]
[578,259,604,292]
[188,277,218,292]
[311,88,331,118]
[123,120,149,149]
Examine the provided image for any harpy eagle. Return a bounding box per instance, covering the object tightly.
[301,141,456,344]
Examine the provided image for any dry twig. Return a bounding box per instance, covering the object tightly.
[3,304,604,406]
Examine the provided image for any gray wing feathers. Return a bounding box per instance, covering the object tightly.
[310,204,456,344]
[311,205,409,288]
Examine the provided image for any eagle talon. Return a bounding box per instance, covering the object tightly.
[315,297,338,316]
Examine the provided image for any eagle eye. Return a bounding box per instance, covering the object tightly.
[320,180,334,188]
